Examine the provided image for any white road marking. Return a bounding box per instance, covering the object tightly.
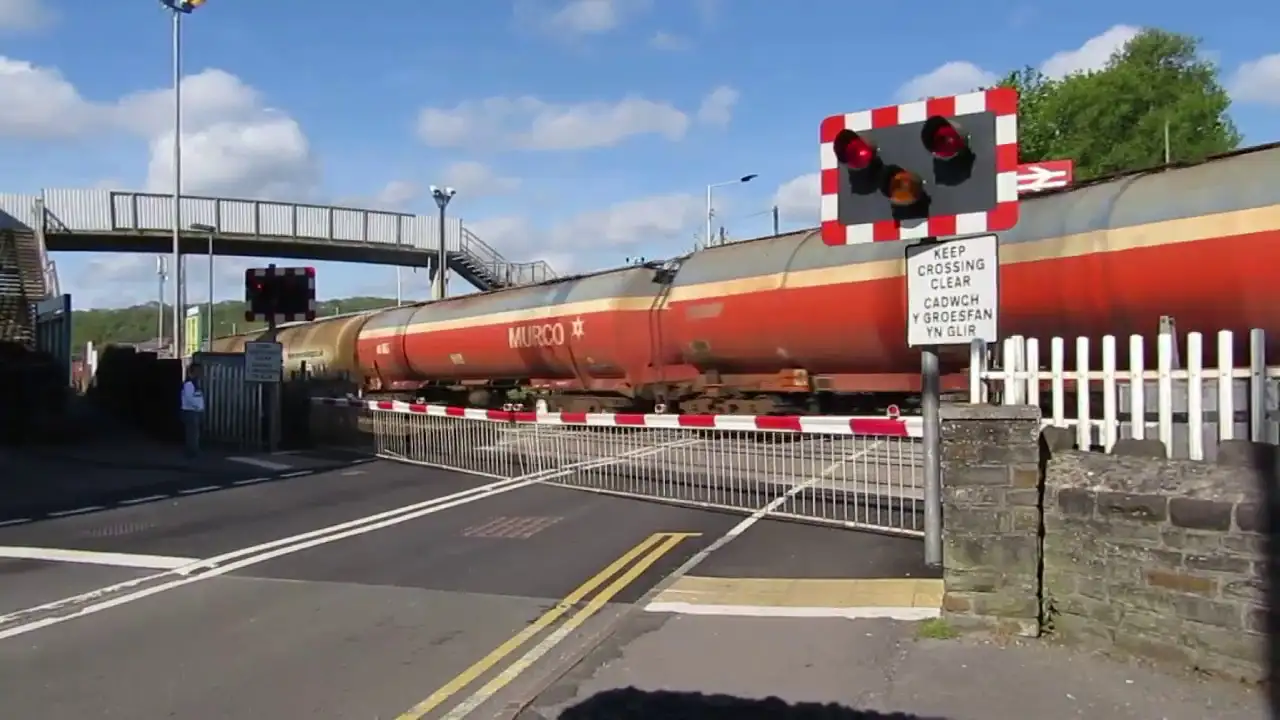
[642,602,938,620]
[119,495,169,506]
[232,477,269,485]
[0,474,535,629]
[0,547,199,570]
[46,506,105,518]
[280,470,310,478]
[0,442,704,641]
[227,456,292,471]
[0,518,31,528]
[177,485,220,495]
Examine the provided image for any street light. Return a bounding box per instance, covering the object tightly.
[430,185,456,302]
[190,222,216,349]
[160,0,208,356]
[705,174,757,248]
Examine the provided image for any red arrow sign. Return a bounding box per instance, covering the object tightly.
[1016,160,1074,194]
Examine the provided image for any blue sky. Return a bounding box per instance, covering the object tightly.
[1,0,1277,310]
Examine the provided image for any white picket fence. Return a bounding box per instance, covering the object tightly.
[968,328,1280,460]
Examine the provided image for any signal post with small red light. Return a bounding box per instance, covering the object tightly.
[244,264,317,325]
[817,88,1021,572]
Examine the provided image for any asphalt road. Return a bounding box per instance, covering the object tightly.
[0,458,741,719]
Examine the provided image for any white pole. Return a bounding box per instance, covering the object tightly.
[206,231,214,349]
[704,184,713,249]
[170,9,183,357]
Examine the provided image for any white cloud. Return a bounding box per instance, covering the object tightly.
[440,161,522,196]
[551,192,703,249]
[468,192,706,274]
[1229,53,1280,106]
[0,58,319,199]
[650,31,688,51]
[0,57,96,137]
[0,0,53,32]
[1040,24,1140,79]
[371,180,419,210]
[772,173,820,225]
[696,85,739,127]
[145,114,316,199]
[892,25,1142,102]
[417,93,692,150]
[64,252,262,310]
[895,62,998,103]
[546,0,645,35]
[117,69,318,199]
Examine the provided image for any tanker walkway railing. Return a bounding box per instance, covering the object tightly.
[309,398,925,537]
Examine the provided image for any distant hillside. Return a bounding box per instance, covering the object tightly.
[71,296,399,349]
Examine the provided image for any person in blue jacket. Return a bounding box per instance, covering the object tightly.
[180,363,206,457]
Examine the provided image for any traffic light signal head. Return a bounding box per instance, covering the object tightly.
[244,266,316,323]
[819,87,1019,246]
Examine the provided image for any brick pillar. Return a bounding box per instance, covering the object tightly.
[939,403,1044,636]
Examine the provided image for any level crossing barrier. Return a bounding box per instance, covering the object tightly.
[310,398,926,537]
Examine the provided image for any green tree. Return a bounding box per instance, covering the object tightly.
[71,296,400,352]
[998,28,1241,180]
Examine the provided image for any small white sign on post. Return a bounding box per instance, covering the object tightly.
[244,341,284,383]
[906,234,999,347]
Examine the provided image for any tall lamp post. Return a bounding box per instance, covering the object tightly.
[430,185,456,302]
[190,223,216,349]
[156,256,167,345]
[161,0,208,357]
[705,174,757,249]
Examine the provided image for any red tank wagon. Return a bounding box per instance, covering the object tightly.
[214,144,1280,415]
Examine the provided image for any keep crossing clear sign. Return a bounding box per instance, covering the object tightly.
[906,234,999,347]
[244,341,283,383]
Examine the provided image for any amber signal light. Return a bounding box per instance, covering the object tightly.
[883,169,926,207]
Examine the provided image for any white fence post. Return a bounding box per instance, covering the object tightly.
[966,326,1277,459]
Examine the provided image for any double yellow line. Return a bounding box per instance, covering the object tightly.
[396,531,700,719]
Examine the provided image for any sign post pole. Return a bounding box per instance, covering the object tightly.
[921,341,942,567]
[907,233,1001,567]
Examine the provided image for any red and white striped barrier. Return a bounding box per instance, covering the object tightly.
[312,397,923,438]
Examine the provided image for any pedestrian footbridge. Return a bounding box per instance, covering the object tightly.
[0,188,556,294]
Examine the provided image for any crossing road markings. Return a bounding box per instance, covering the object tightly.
[395,531,701,720]
[0,547,199,570]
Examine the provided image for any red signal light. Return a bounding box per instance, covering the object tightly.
[921,117,968,160]
[833,130,877,171]
[304,266,315,278]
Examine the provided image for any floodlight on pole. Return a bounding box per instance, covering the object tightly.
[705,174,758,248]
[430,185,456,301]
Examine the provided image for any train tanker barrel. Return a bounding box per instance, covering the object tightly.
[819,87,1020,245]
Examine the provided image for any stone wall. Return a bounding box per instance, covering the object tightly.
[938,404,1043,637]
[939,404,1272,683]
[1043,447,1268,681]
